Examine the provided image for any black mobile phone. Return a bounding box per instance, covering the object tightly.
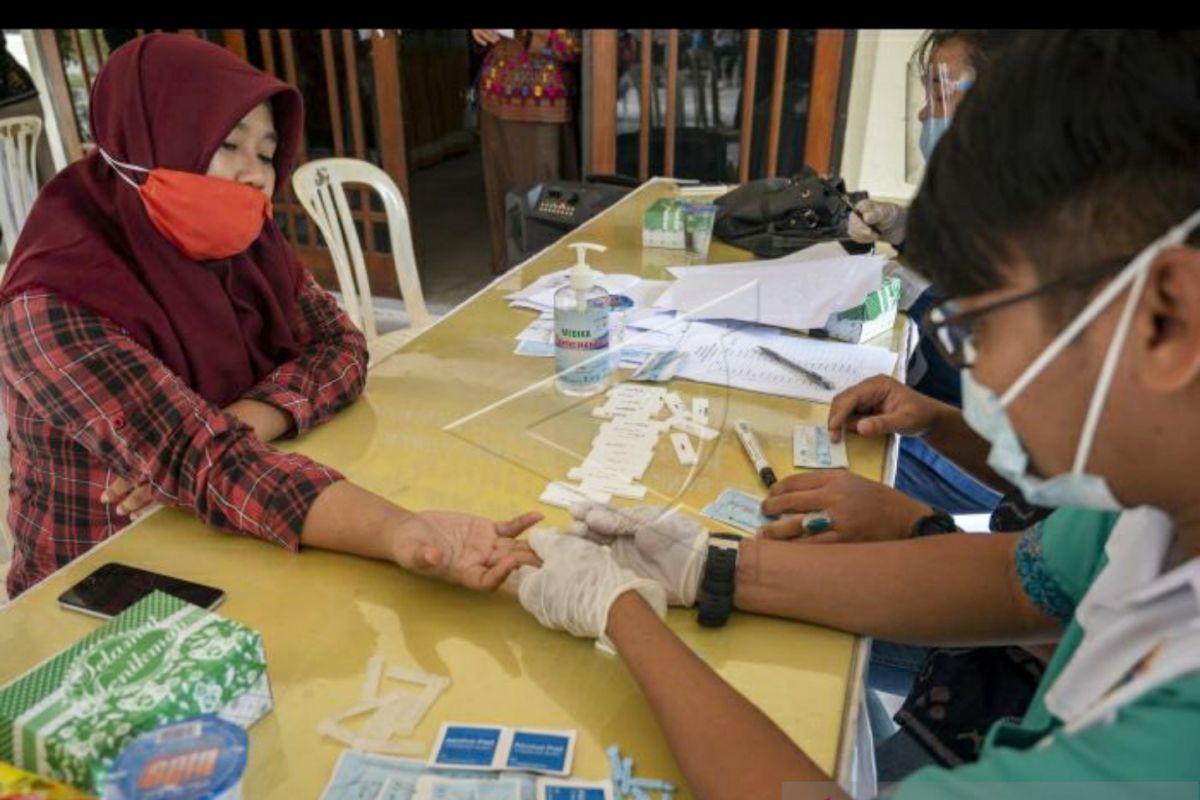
[57,562,225,619]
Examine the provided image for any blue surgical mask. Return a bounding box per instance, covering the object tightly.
[919,117,951,162]
[960,207,1200,511]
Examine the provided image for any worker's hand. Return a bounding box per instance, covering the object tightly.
[567,502,708,606]
[761,469,932,542]
[827,375,954,443]
[848,199,907,246]
[471,29,503,46]
[100,476,159,521]
[513,531,668,643]
[391,510,542,591]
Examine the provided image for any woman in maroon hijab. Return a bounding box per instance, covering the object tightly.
[0,34,539,599]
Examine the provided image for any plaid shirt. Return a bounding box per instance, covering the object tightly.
[0,271,368,598]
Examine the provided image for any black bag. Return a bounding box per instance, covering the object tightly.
[713,167,870,258]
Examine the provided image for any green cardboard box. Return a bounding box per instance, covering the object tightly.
[819,275,902,344]
[642,198,687,249]
[0,591,272,793]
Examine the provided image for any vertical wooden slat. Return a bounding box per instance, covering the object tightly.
[320,30,346,157]
[371,31,411,205]
[178,29,197,38]
[257,31,295,241]
[88,30,105,66]
[70,30,93,91]
[663,31,678,177]
[803,29,847,175]
[340,30,373,257]
[279,30,305,158]
[222,29,248,60]
[638,29,651,181]
[587,30,618,176]
[343,31,366,159]
[279,30,310,247]
[258,30,277,76]
[738,30,761,184]
[765,29,790,178]
[38,30,84,161]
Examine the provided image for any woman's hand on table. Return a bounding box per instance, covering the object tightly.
[760,469,932,543]
[390,510,544,591]
[100,476,157,520]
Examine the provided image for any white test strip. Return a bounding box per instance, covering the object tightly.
[361,656,385,703]
[692,397,710,426]
[601,399,663,416]
[581,456,649,481]
[591,404,658,421]
[590,435,657,456]
[599,418,670,436]
[608,384,667,400]
[568,465,629,483]
[603,422,669,438]
[670,416,720,441]
[671,432,698,465]
[664,392,689,419]
[541,481,612,509]
[587,446,654,471]
[580,477,648,499]
[595,424,662,443]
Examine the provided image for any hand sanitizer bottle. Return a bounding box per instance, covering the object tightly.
[554,242,611,396]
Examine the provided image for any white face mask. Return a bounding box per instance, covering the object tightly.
[961,207,1200,510]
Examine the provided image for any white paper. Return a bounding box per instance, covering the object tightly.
[670,321,899,404]
[654,254,886,331]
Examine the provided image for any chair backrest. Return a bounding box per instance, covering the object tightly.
[0,116,43,254]
[291,158,431,343]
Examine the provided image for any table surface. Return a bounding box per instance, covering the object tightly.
[0,178,906,798]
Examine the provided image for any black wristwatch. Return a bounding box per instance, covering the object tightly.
[911,507,958,537]
[697,533,741,628]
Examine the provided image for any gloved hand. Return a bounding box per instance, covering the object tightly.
[514,531,667,648]
[848,199,907,246]
[567,502,708,607]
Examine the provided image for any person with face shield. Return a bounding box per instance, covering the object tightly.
[507,31,1200,799]
[0,34,541,601]
[802,32,1026,525]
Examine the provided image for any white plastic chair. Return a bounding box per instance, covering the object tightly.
[0,116,43,265]
[292,158,435,366]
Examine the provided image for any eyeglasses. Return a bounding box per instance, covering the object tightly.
[919,257,1131,370]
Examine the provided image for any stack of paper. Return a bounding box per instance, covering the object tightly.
[653,252,887,331]
[506,248,902,406]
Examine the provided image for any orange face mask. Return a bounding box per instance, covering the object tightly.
[101,148,271,261]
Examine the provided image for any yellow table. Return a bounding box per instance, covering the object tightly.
[0,178,906,797]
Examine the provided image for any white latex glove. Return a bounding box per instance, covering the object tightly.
[567,502,708,607]
[848,199,907,246]
[514,531,668,649]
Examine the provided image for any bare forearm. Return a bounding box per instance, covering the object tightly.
[226,399,293,442]
[300,480,415,561]
[923,404,1008,490]
[735,534,1060,646]
[606,593,847,800]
